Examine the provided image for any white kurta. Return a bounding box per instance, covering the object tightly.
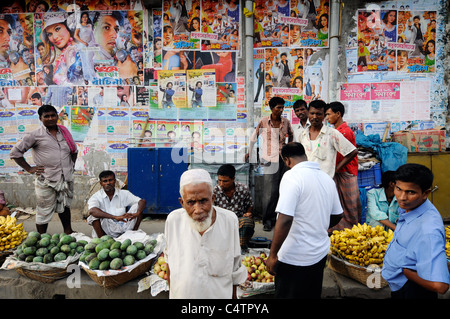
[164,206,248,299]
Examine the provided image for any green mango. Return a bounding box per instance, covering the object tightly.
[97,248,110,261]
[126,244,137,256]
[123,255,135,266]
[120,239,131,251]
[89,257,100,270]
[110,258,123,270]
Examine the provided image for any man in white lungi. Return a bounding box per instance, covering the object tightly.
[87,170,146,238]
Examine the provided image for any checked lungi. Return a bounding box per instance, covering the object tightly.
[329,171,361,232]
[239,216,255,249]
[34,175,74,225]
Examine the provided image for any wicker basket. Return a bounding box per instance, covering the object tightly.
[15,264,73,283]
[327,254,388,289]
[81,257,154,289]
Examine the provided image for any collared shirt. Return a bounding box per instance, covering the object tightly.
[293,119,310,143]
[164,206,248,299]
[213,181,253,217]
[10,125,76,182]
[275,161,343,266]
[43,86,72,108]
[335,122,358,176]
[365,187,399,228]
[381,200,450,292]
[250,116,294,162]
[87,188,141,216]
[299,124,356,177]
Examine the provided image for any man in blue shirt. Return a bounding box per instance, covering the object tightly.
[382,163,449,299]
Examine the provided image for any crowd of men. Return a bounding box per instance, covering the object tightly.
[6,100,449,299]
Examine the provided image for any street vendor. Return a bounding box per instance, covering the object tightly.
[10,104,77,235]
[213,164,254,253]
[87,170,146,238]
[365,170,399,230]
[382,164,449,299]
[164,168,247,299]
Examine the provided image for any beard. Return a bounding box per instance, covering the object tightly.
[188,207,213,233]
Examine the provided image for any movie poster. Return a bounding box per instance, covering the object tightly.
[158,69,187,108]
[396,10,436,73]
[186,69,216,107]
[70,105,94,142]
[162,0,201,51]
[152,8,163,69]
[290,0,330,47]
[200,0,239,51]
[0,13,35,86]
[35,9,144,86]
[253,0,290,48]
[356,9,436,73]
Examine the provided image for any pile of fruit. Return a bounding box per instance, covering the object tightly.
[80,235,156,271]
[330,223,394,267]
[153,254,168,280]
[0,215,27,252]
[445,226,450,260]
[14,232,86,263]
[241,252,274,283]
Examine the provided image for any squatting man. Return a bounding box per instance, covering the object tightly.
[87,170,146,238]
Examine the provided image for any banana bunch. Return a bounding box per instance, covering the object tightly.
[0,215,27,251]
[445,226,450,259]
[330,223,393,267]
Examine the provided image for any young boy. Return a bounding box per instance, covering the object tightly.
[382,163,449,299]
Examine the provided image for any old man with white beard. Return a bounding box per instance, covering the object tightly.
[164,169,247,299]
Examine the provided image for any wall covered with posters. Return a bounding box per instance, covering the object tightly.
[0,0,448,209]
[338,0,448,144]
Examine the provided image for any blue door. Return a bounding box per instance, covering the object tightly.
[127,148,188,214]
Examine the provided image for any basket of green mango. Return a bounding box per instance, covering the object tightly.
[79,231,160,289]
[3,232,88,283]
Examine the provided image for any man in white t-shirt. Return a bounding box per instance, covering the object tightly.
[87,170,146,238]
[266,142,343,299]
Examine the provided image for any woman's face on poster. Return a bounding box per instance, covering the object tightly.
[36,3,47,12]
[320,15,328,27]
[386,11,396,24]
[427,41,435,53]
[95,15,119,55]
[46,23,71,49]
[191,18,199,31]
[163,27,173,46]
[81,13,89,23]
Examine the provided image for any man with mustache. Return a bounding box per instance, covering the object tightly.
[87,170,146,238]
[10,104,78,234]
[164,169,247,299]
[298,100,357,180]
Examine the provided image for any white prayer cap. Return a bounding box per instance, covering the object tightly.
[179,169,213,196]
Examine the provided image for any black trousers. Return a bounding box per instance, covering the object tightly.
[274,256,327,299]
[261,156,287,227]
[391,279,438,299]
